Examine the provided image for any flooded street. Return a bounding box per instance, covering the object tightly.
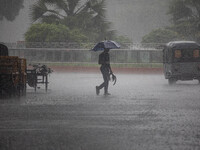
[0,72,200,150]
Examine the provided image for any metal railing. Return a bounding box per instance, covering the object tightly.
[4,42,165,50]
[8,48,163,64]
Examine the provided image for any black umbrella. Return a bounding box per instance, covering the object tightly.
[91,40,120,51]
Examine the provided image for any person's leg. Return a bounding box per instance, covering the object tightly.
[104,72,110,95]
[96,67,111,95]
[104,80,109,94]
[96,67,105,95]
[96,67,107,95]
[98,71,107,90]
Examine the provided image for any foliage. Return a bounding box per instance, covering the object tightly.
[167,0,200,42]
[141,28,179,43]
[114,35,132,44]
[168,0,191,24]
[168,0,200,24]
[25,23,88,43]
[168,21,198,40]
[113,35,132,48]
[142,0,200,43]
[29,0,115,42]
[0,0,24,21]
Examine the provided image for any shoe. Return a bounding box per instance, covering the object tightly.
[104,92,111,96]
[96,86,100,95]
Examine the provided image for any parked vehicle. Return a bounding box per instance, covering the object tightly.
[163,41,200,84]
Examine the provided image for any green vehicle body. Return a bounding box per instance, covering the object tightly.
[163,41,200,84]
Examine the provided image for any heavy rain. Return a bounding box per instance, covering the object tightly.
[0,0,200,150]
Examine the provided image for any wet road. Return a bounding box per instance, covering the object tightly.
[0,73,200,150]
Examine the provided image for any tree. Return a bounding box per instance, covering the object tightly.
[168,0,200,24]
[25,23,88,43]
[167,0,200,42]
[141,28,179,43]
[29,0,115,42]
[142,0,200,43]
[0,0,24,21]
[114,35,132,48]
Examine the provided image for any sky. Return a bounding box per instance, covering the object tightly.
[0,0,170,43]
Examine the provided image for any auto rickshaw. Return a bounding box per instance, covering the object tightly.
[163,41,200,84]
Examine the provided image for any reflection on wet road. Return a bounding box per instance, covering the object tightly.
[0,73,200,150]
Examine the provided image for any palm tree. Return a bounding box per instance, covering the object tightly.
[168,0,200,41]
[0,0,24,21]
[168,0,200,25]
[30,0,115,42]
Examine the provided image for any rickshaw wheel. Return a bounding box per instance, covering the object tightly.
[168,78,176,85]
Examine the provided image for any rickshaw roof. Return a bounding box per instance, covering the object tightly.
[166,41,200,49]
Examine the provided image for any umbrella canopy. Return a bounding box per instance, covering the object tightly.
[91,40,120,51]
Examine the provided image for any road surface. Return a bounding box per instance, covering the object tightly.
[0,72,200,150]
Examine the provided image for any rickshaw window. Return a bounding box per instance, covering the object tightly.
[193,50,199,58]
[175,50,181,58]
[173,49,200,62]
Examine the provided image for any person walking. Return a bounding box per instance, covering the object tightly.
[96,48,113,95]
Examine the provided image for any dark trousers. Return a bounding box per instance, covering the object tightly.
[98,66,110,93]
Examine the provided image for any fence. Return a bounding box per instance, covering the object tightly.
[4,42,164,50]
[8,48,163,64]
